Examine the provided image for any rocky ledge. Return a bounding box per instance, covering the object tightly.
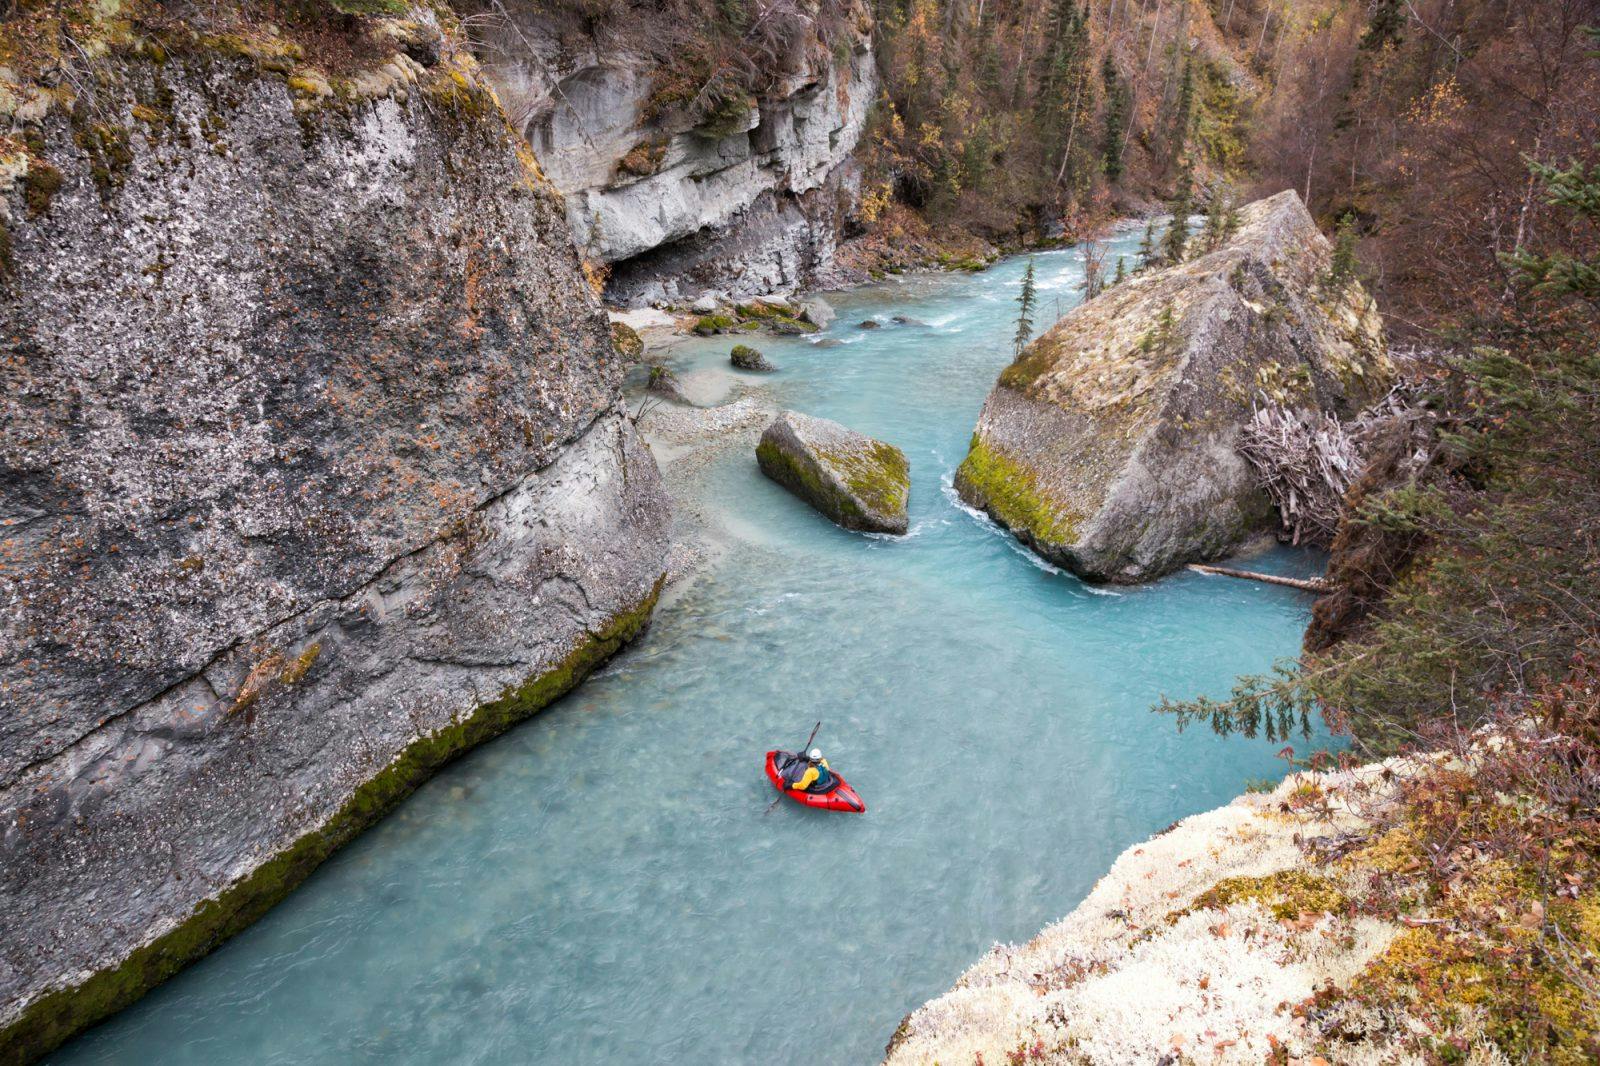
[888,738,1600,1065]
[757,412,909,534]
[887,764,1402,1065]
[955,191,1391,583]
[0,3,669,1058]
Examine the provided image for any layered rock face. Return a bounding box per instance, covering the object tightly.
[482,4,875,305]
[757,412,909,534]
[956,191,1391,583]
[0,7,669,1058]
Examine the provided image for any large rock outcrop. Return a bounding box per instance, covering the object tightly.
[757,412,909,534]
[480,2,875,305]
[0,5,669,1059]
[955,191,1391,583]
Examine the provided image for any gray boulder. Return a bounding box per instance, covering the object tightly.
[955,190,1392,583]
[757,412,910,534]
[797,296,836,328]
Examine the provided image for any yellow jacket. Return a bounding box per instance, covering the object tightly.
[790,758,830,791]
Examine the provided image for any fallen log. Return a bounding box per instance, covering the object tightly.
[1186,563,1332,593]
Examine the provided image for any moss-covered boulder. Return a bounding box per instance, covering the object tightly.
[955,190,1392,583]
[610,320,644,360]
[646,363,691,403]
[730,344,775,371]
[757,411,909,534]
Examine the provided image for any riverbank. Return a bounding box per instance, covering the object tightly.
[885,761,1406,1064]
[889,719,1600,1065]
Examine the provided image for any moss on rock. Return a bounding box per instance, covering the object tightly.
[21,158,62,215]
[1189,869,1349,921]
[757,412,909,534]
[610,320,643,360]
[730,343,774,371]
[954,434,1079,547]
[693,313,736,335]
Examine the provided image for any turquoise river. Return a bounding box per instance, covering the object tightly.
[52,227,1334,1064]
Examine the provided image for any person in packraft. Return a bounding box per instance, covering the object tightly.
[789,748,833,792]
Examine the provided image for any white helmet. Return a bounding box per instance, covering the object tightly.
[808,748,823,761]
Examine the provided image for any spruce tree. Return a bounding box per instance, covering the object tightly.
[1137,221,1158,269]
[1506,155,1600,307]
[1036,0,1093,192]
[1358,0,1407,51]
[1014,258,1038,356]
[1100,54,1129,182]
[1322,213,1360,294]
[1113,256,1128,286]
[1225,197,1243,238]
[1160,160,1194,264]
[1166,53,1196,166]
[1202,185,1234,252]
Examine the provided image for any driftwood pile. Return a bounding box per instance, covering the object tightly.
[1238,406,1360,546]
[1239,380,1438,548]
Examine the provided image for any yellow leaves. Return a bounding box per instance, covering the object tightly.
[860,181,893,224]
[580,257,610,297]
[1403,76,1465,130]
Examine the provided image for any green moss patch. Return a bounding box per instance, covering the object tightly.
[954,434,1079,546]
[825,441,909,519]
[693,313,736,335]
[997,334,1061,391]
[757,432,908,533]
[0,578,663,1064]
[72,121,135,195]
[757,436,864,524]
[322,0,408,14]
[1188,869,1348,921]
[610,321,643,360]
[21,159,63,216]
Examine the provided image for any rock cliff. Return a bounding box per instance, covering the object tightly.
[0,3,669,1058]
[955,192,1391,583]
[478,1,875,305]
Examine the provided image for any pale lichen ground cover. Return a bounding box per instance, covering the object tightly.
[886,764,1416,1065]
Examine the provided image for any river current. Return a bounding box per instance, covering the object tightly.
[53,228,1331,1064]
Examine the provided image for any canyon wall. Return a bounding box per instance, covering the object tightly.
[0,5,669,1059]
[480,3,875,305]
